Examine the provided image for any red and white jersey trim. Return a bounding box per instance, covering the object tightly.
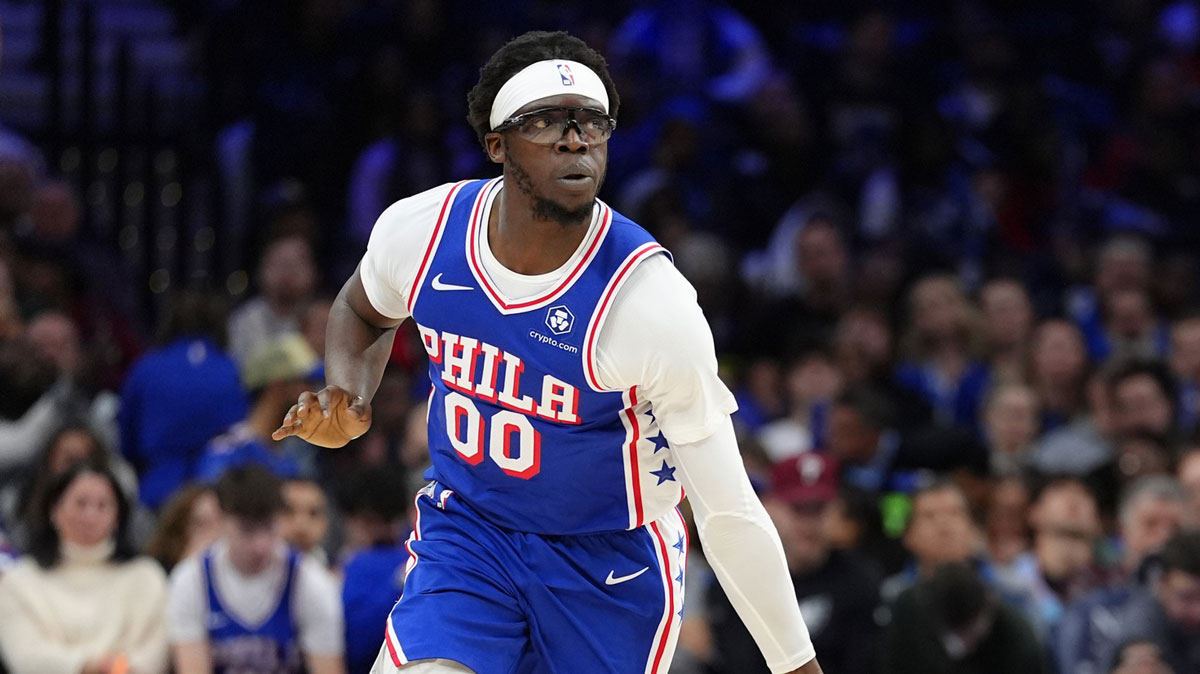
[406,180,470,316]
[643,510,688,674]
[466,178,614,315]
[582,242,668,392]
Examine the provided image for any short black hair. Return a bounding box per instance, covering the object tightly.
[834,385,897,430]
[1107,358,1178,413]
[466,30,620,149]
[920,561,991,631]
[28,456,136,569]
[1159,530,1200,577]
[214,464,284,523]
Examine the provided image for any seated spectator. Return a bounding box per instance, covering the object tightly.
[978,278,1035,385]
[119,289,248,509]
[338,466,412,674]
[757,349,843,461]
[985,476,1031,569]
[707,452,883,674]
[829,386,987,494]
[167,465,345,674]
[196,334,322,483]
[1055,531,1200,674]
[827,483,908,575]
[881,480,987,604]
[144,484,222,573]
[1,422,140,549]
[227,234,318,365]
[881,561,1046,674]
[1029,369,1116,477]
[894,274,990,432]
[1114,476,1187,579]
[982,382,1041,477]
[1109,359,1179,442]
[280,478,331,565]
[998,478,1108,639]
[1027,319,1089,430]
[0,457,169,674]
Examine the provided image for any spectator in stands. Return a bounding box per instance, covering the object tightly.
[984,476,1031,569]
[827,483,908,575]
[2,422,140,549]
[0,339,79,486]
[168,465,344,674]
[978,278,1035,384]
[280,478,330,565]
[895,274,990,432]
[144,484,221,573]
[757,349,843,461]
[196,334,322,482]
[708,452,883,674]
[1029,368,1117,477]
[338,466,411,674]
[1116,476,1187,579]
[998,478,1107,639]
[882,561,1046,674]
[1109,359,1179,441]
[118,288,248,509]
[829,386,987,494]
[1027,319,1090,430]
[1068,236,1154,362]
[227,234,318,365]
[982,382,1040,477]
[881,480,986,604]
[1055,532,1200,674]
[0,457,169,674]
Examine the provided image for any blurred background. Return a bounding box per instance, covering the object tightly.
[2,1,1200,674]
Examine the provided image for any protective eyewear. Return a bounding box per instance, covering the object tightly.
[494,106,617,145]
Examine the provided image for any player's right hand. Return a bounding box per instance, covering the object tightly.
[272,385,372,448]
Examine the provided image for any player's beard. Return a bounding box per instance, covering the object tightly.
[506,150,596,227]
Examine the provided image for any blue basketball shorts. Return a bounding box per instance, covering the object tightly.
[377,481,689,674]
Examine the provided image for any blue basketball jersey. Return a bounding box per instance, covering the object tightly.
[203,549,304,674]
[409,178,681,534]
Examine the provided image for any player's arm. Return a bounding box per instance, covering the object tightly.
[171,641,212,674]
[672,420,822,674]
[597,257,820,674]
[273,267,401,448]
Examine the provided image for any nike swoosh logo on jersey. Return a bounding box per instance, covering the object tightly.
[605,566,650,586]
[431,273,474,292]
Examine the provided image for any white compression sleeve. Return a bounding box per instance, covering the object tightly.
[672,417,817,673]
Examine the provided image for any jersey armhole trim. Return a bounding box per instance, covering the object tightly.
[582,243,668,392]
[405,180,470,316]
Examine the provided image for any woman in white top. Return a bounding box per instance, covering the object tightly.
[0,457,169,674]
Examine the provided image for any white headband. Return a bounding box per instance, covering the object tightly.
[489,59,610,130]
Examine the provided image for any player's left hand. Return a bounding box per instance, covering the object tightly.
[272,385,372,448]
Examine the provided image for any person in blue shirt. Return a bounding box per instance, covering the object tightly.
[337,466,412,674]
[119,289,247,509]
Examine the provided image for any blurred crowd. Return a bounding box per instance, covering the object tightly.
[3,1,1200,673]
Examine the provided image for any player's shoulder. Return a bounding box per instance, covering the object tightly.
[369,180,477,243]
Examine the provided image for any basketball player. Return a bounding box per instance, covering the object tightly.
[274,31,823,674]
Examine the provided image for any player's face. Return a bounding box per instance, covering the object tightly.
[487,93,609,226]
